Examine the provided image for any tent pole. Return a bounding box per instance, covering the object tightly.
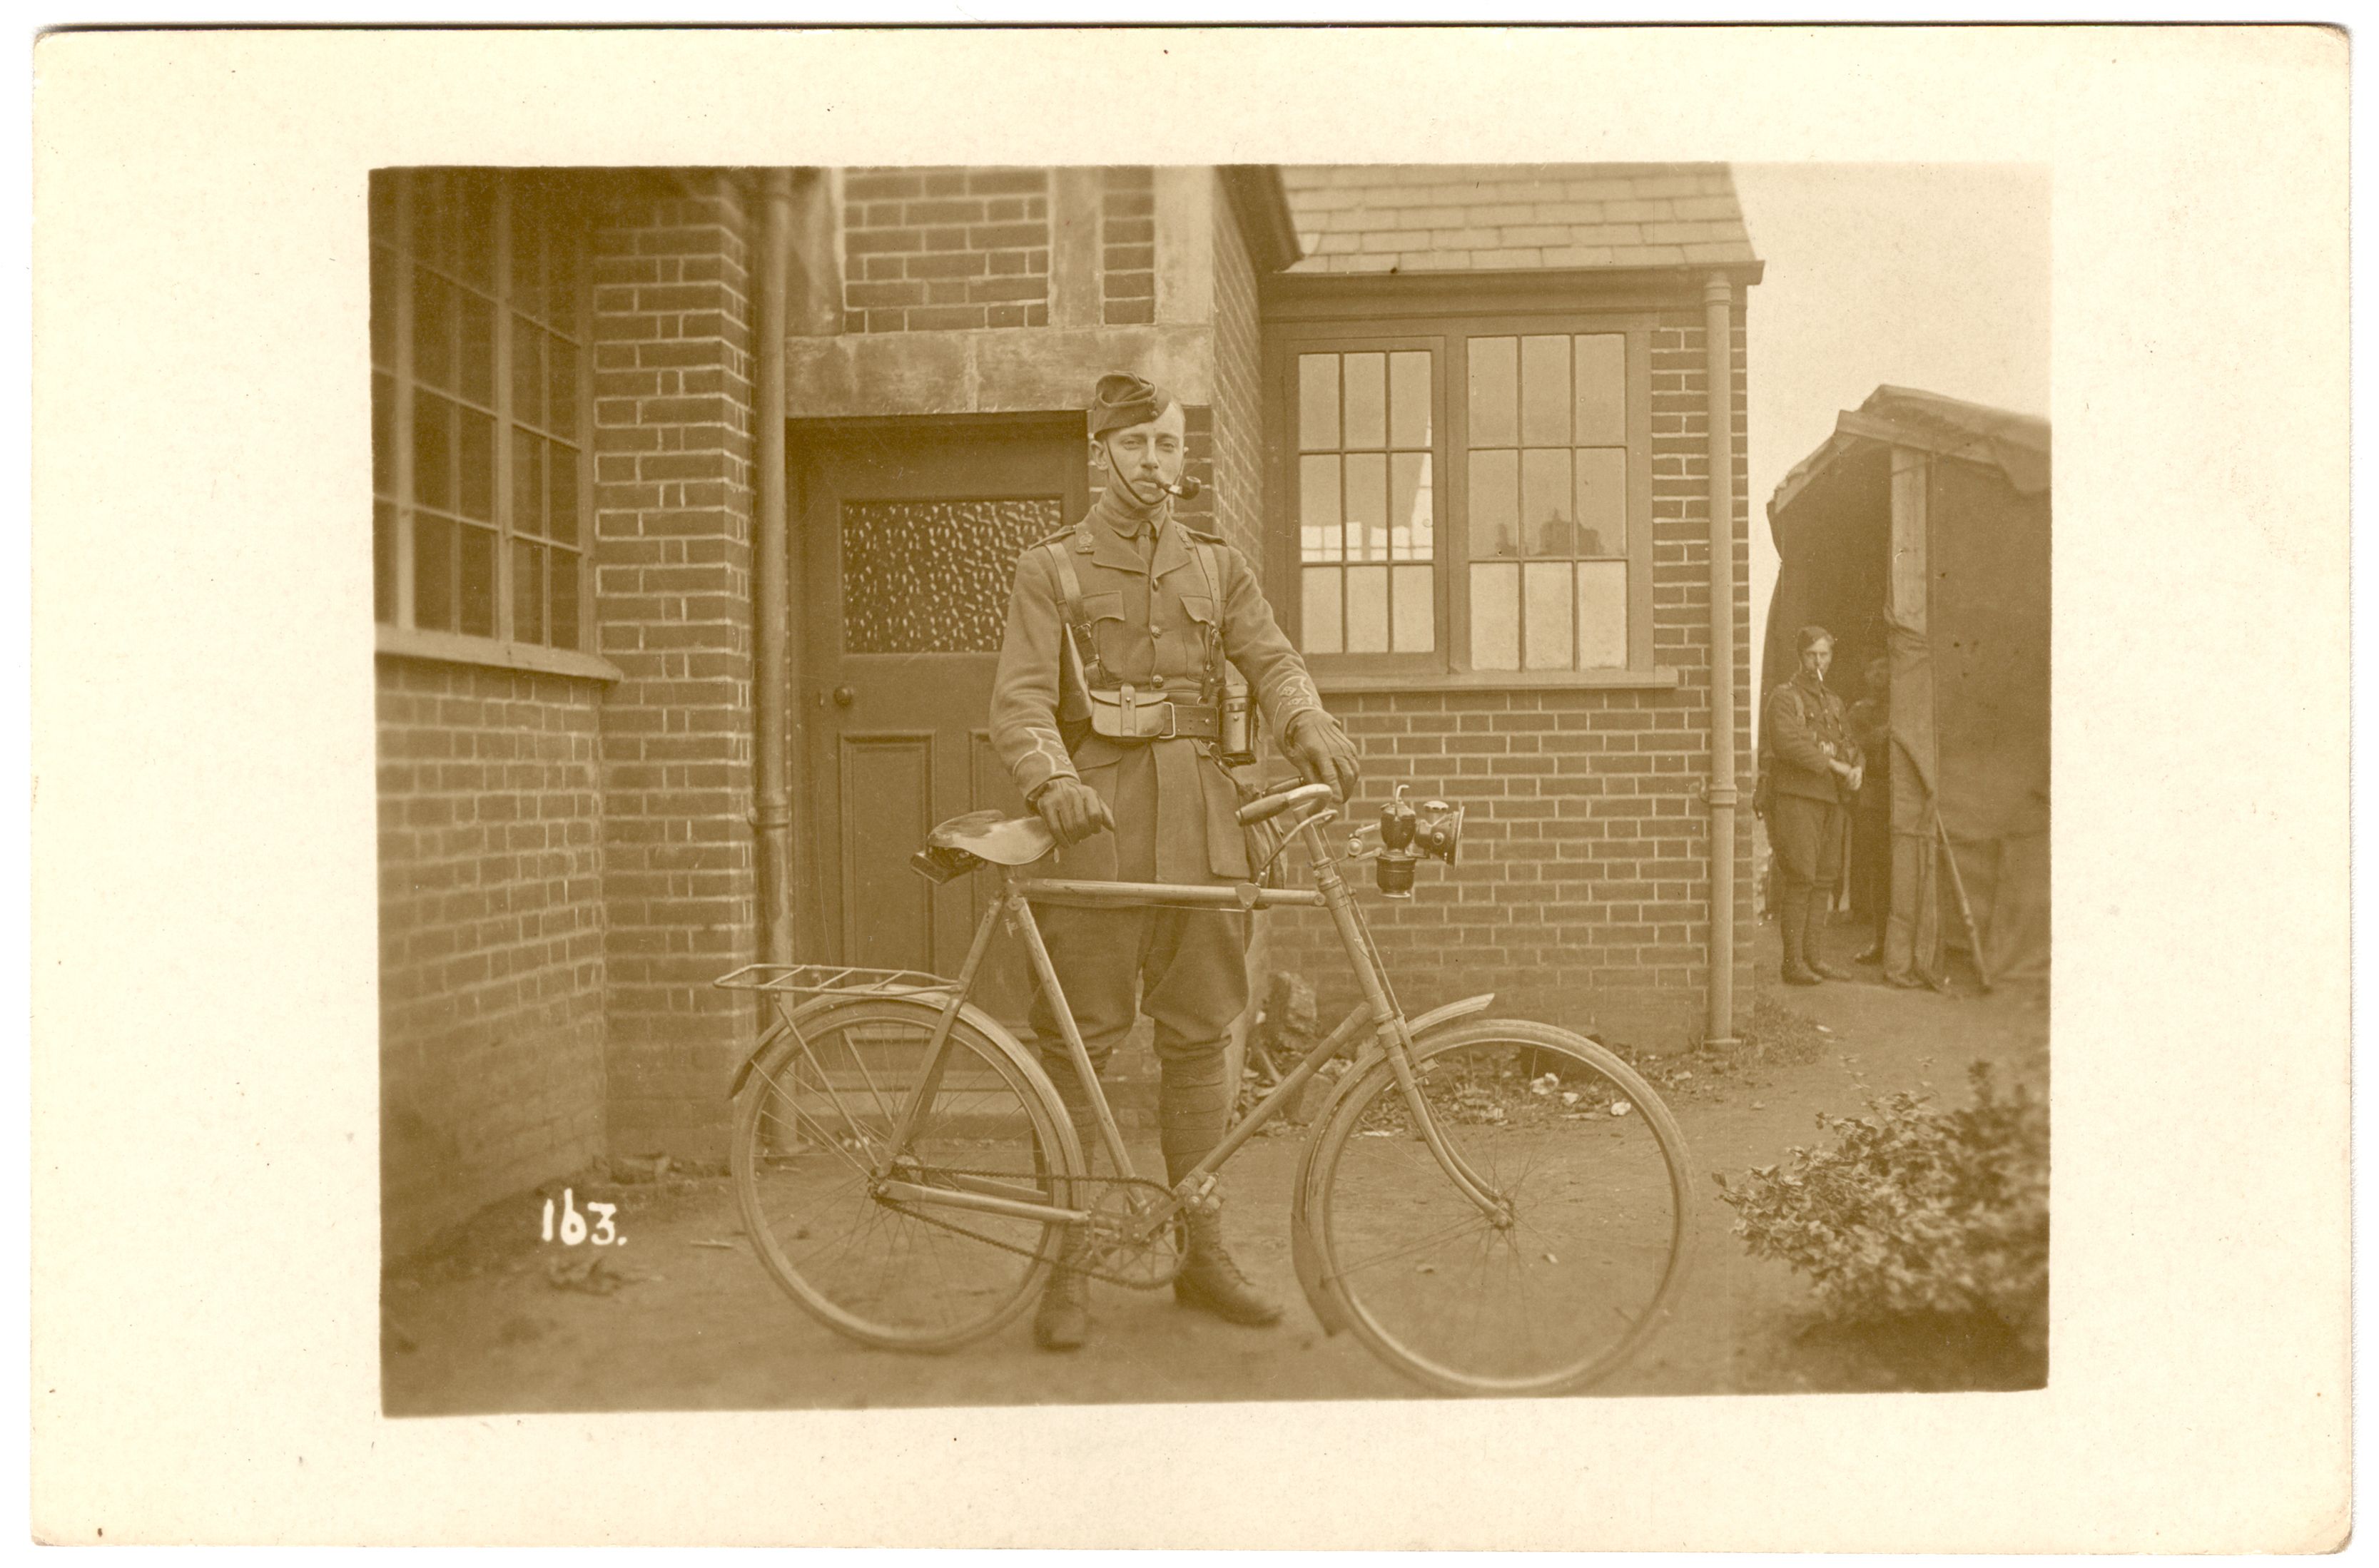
[1702,274,1741,1049]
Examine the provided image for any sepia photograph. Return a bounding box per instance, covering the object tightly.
[30,25,2345,1549]
[367,156,2050,1412]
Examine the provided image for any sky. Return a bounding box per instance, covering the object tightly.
[1730,164,2051,660]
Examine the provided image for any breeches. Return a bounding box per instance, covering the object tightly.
[1769,794,1847,896]
[1026,901,1251,1100]
[1027,900,1252,1183]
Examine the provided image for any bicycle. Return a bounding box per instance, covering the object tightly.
[714,780,1695,1397]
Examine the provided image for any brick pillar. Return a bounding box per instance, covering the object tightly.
[590,175,761,1163]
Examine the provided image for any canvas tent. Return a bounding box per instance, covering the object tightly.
[1762,386,2050,984]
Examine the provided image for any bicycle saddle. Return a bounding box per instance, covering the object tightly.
[923,810,1055,866]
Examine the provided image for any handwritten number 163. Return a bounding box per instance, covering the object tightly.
[541,1188,619,1246]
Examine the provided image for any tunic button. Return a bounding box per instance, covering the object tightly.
[1150,675,1165,690]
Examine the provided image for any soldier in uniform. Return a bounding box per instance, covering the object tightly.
[1763,625,1864,986]
[990,372,1362,1351]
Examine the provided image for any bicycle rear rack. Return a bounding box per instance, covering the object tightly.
[711,963,960,999]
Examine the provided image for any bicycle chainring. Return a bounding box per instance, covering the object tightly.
[1079,1176,1186,1290]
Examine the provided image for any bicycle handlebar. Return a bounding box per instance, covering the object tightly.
[1235,780,1336,826]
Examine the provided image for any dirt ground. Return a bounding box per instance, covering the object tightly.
[382,914,2049,1413]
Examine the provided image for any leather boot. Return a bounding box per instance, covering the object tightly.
[1174,1203,1282,1326]
[1034,1225,1092,1350]
[1033,1111,1100,1351]
[1777,883,1820,985]
[1805,889,1853,980]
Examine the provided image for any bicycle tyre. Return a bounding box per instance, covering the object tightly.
[1307,1018,1695,1396]
[731,995,1080,1353]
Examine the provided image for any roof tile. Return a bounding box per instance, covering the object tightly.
[1281,163,1755,274]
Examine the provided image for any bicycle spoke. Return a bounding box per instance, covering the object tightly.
[1325,1210,1495,1281]
[734,999,1066,1351]
[1315,1028,1692,1395]
[840,1027,903,1148]
[749,1054,878,1181]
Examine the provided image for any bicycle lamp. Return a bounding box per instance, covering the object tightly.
[1374,788,1464,897]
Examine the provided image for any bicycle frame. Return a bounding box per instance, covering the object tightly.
[851,799,1508,1228]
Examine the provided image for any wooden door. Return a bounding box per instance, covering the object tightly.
[798,418,1086,1021]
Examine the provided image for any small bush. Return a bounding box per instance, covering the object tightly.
[1715,1062,2048,1350]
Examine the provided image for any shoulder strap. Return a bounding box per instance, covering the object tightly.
[1192,540,1231,688]
[1192,539,1224,600]
[1042,537,1087,628]
[1040,536,1105,689]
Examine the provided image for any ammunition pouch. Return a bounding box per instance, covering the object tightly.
[1085,685,1220,743]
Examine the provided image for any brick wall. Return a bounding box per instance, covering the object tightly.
[1101,168,1156,326]
[378,658,607,1258]
[1209,175,1267,572]
[590,176,763,1159]
[841,167,1051,332]
[1266,304,1757,1052]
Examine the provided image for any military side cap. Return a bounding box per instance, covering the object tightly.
[1088,372,1174,437]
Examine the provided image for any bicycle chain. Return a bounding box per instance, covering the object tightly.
[868,1163,1186,1289]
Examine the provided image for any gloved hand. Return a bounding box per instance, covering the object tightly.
[1286,711,1362,803]
[1032,777,1115,847]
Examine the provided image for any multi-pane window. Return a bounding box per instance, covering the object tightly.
[1297,349,1436,656]
[1279,318,1650,678]
[371,170,589,651]
[1465,333,1627,671]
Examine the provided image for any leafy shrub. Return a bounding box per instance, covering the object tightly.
[1715,1062,2048,1350]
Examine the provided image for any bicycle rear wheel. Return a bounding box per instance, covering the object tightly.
[731,996,1078,1353]
[1309,1019,1693,1396]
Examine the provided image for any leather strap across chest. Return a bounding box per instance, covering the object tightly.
[1041,529,1227,691]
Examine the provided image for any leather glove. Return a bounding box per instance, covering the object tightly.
[1032,777,1114,847]
[1286,711,1362,802]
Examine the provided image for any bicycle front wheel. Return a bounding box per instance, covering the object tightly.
[1309,1019,1694,1396]
[731,997,1077,1353]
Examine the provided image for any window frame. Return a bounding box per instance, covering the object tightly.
[372,169,612,681]
[1264,304,1668,692]
[1272,328,1449,683]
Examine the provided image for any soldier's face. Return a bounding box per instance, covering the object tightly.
[1097,404,1187,493]
[1801,639,1833,680]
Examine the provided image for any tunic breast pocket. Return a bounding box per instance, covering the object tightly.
[1080,591,1127,675]
[1168,593,1218,678]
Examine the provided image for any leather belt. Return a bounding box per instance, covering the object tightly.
[1086,683,1220,742]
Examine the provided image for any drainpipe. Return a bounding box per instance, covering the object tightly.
[1702,274,1741,1048]
[753,169,796,967]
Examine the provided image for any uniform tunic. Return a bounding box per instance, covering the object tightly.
[1764,670,1862,895]
[988,487,1330,1129]
[990,489,1324,886]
